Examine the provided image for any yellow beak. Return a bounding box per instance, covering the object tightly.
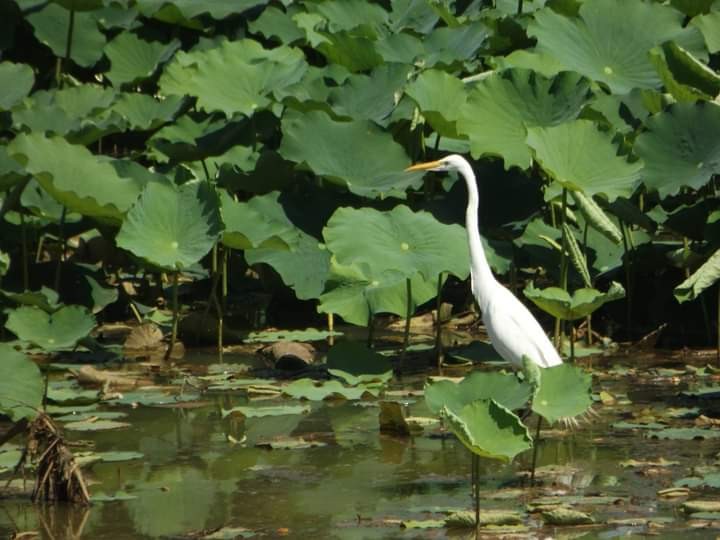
[404,160,442,172]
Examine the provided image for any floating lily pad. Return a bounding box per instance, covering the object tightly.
[649,428,720,440]
[255,437,327,450]
[108,390,200,407]
[542,508,594,525]
[221,405,310,419]
[91,490,138,502]
[244,328,340,343]
[64,419,131,431]
[283,379,379,401]
[400,519,444,529]
[325,341,392,385]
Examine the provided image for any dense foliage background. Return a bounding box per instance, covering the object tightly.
[0,0,719,355]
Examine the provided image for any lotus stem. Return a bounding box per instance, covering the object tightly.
[20,212,29,291]
[399,278,413,367]
[717,285,719,365]
[620,221,632,340]
[472,453,480,527]
[530,416,542,486]
[435,272,444,369]
[53,206,67,294]
[517,0,523,15]
[367,308,374,348]
[328,313,334,346]
[556,189,569,350]
[56,8,75,87]
[165,271,179,361]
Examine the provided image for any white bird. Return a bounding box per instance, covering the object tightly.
[406,154,562,369]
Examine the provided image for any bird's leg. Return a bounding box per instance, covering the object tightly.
[530,416,543,486]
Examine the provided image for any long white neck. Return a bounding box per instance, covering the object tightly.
[457,159,499,311]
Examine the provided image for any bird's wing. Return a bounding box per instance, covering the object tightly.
[483,287,562,368]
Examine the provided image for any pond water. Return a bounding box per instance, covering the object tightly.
[2,347,720,539]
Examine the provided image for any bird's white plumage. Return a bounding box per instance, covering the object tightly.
[406,154,562,369]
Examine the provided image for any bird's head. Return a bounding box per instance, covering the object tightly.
[404,154,468,173]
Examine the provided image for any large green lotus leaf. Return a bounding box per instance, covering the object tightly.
[307,0,388,34]
[494,50,566,79]
[27,3,105,68]
[0,344,43,422]
[523,281,625,320]
[318,31,384,72]
[0,251,8,281]
[220,190,292,250]
[328,63,410,124]
[12,84,120,144]
[458,69,591,170]
[661,42,720,98]
[375,33,424,64]
[246,233,330,300]
[0,146,27,191]
[528,0,706,94]
[240,191,330,300]
[325,341,392,384]
[388,0,438,33]
[406,69,467,137]
[221,404,309,419]
[692,11,720,53]
[5,305,96,352]
[159,39,307,117]
[318,260,438,326]
[675,249,720,303]
[0,62,34,110]
[532,364,593,425]
[8,133,149,223]
[635,102,720,197]
[117,180,222,270]
[136,0,267,21]
[52,0,103,11]
[441,400,532,462]
[284,378,379,401]
[248,6,304,44]
[279,110,422,198]
[421,22,489,67]
[425,371,532,415]
[110,93,185,131]
[324,205,469,281]
[527,120,643,202]
[104,32,180,87]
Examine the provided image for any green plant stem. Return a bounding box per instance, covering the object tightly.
[327,313,335,347]
[582,222,592,345]
[53,206,67,294]
[530,416,542,486]
[472,453,480,527]
[517,0,523,14]
[400,278,412,368]
[620,221,633,340]
[556,189,569,349]
[717,285,719,366]
[435,272,444,369]
[367,309,375,349]
[165,272,180,361]
[56,8,75,87]
[20,212,29,291]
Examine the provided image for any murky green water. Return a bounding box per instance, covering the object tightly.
[3,350,720,539]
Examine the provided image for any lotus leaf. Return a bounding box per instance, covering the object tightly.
[110,93,185,131]
[307,0,388,34]
[136,0,267,21]
[0,147,25,191]
[108,390,200,407]
[675,249,720,303]
[220,191,292,251]
[635,102,720,197]
[221,405,310,419]
[318,261,438,326]
[279,110,422,198]
[27,3,106,67]
[324,205,469,281]
[0,344,43,422]
[116,180,222,270]
[52,0,103,11]
[441,400,532,462]
[406,69,467,137]
[659,42,720,99]
[283,378,379,401]
[458,69,591,170]
[248,6,304,44]
[104,32,180,87]
[244,328,339,343]
[0,61,34,110]
[159,39,307,117]
[421,22,488,67]
[64,419,130,431]
[317,32,384,72]
[527,120,643,202]
[328,64,410,124]
[5,305,95,351]
[524,281,626,320]
[325,341,392,384]
[8,133,153,223]
[528,0,705,94]
[91,491,138,502]
[692,11,720,53]
[375,33,424,64]
[531,364,593,425]
[425,371,533,414]
[650,428,720,440]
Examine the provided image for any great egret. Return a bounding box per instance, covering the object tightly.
[406,154,562,369]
